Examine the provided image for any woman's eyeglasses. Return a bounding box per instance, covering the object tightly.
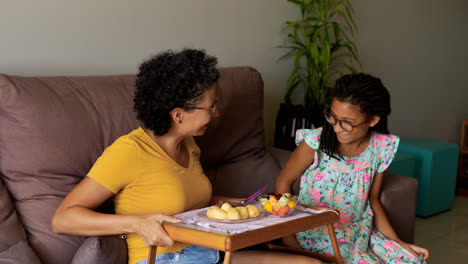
[323,109,368,132]
[189,104,217,115]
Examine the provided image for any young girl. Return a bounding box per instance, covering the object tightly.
[276,73,429,263]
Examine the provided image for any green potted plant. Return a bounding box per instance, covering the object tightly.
[274,0,361,150]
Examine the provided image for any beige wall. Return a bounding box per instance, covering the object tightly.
[354,0,468,144]
[1,0,467,145]
[0,0,298,145]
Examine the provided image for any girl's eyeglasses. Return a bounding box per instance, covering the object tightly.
[323,109,369,132]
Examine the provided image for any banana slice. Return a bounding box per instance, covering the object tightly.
[246,205,261,218]
[220,202,232,212]
[207,206,227,220]
[236,206,249,219]
[226,208,241,220]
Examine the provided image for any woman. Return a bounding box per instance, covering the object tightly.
[52,49,321,264]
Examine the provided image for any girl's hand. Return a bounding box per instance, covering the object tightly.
[281,234,303,250]
[134,214,181,247]
[401,241,429,260]
[408,243,429,260]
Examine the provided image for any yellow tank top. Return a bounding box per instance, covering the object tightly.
[88,127,212,264]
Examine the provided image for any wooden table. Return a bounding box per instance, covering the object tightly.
[148,205,343,264]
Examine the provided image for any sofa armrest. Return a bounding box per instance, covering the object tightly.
[0,178,28,250]
[0,177,41,263]
[380,172,418,244]
[71,236,127,264]
[0,241,41,264]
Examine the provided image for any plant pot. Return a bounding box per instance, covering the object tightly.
[274,103,325,151]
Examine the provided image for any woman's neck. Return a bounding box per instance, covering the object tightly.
[143,128,185,156]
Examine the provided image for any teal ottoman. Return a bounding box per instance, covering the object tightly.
[387,152,417,178]
[398,138,459,217]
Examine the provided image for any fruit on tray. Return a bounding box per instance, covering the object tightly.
[221,202,233,212]
[226,208,240,220]
[207,202,261,220]
[258,193,297,217]
[236,206,249,219]
[246,204,261,218]
[207,206,228,220]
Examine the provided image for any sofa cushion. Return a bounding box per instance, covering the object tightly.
[71,236,127,264]
[0,74,139,264]
[206,152,280,197]
[0,241,41,264]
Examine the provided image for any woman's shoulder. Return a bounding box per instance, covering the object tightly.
[115,128,144,145]
[295,127,323,149]
[103,128,144,154]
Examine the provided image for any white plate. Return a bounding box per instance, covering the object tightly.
[197,210,265,224]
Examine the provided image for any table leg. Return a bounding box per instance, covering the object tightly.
[148,246,157,264]
[327,224,343,264]
[224,251,232,264]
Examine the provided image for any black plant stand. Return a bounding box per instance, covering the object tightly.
[274,103,324,151]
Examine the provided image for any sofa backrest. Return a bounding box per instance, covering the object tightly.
[197,67,276,198]
[0,66,273,263]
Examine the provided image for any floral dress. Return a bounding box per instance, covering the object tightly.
[295,128,425,264]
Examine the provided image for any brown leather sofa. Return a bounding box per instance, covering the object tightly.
[0,67,418,264]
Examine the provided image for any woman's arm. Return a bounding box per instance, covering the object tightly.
[369,173,429,260]
[276,141,316,249]
[51,177,180,247]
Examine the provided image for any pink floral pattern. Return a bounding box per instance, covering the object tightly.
[295,128,425,264]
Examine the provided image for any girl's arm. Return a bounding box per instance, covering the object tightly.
[276,140,316,194]
[369,173,429,260]
[51,177,180,247]
[276,141,316,249]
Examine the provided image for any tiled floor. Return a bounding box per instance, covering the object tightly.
[414,196,468,263]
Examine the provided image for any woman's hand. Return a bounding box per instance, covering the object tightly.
[135,214,181,247]
[281,234,303,250]
[401,241,429,260]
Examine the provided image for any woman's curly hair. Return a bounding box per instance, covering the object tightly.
[319,73,391,158]
[134,49,219,135]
